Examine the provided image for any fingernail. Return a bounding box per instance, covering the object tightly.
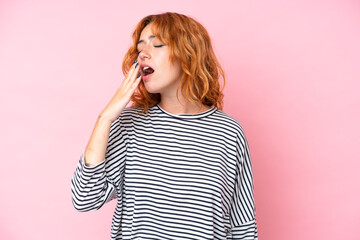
[135,63,139,68]
[132,58,137,65]
[137,73,141,78]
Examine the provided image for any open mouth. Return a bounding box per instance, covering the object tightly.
[142,66,154,76]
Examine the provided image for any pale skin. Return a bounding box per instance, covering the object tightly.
[84,23,211,166]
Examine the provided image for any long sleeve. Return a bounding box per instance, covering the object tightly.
[71,117,128,212]
[228,131,258,239]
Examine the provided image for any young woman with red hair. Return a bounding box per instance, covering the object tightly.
[71,12,258,239]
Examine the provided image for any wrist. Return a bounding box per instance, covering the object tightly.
[97,112,114,124]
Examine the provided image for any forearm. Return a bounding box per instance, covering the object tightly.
[84,115,113,166]
[71,155,116,211]
[72,115,120,211]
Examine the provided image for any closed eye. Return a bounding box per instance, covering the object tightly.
[137,45,164,54]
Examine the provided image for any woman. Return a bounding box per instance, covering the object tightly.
[71,12,258,240]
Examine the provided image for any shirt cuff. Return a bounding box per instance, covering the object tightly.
[80,152,106,173]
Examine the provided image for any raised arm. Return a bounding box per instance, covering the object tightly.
[85,60,141,166]
[71,60,141,211]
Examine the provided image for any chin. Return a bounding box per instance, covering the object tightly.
[143,82,161,94]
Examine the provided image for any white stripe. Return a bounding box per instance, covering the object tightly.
[71,104,258,239]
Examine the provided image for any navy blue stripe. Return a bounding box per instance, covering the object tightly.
[71,105,258,239]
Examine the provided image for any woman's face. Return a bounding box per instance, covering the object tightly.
[137,23,183,96]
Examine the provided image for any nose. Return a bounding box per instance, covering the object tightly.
[139,45,151,61]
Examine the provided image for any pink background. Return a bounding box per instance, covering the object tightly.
[1,0,359,239]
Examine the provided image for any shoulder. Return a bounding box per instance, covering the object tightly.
[107,106,144,127]
[108,106,150,132]
[117,105,159,121]
[212,109,247,137]
[211,109,250,149]
[119,106,143,117]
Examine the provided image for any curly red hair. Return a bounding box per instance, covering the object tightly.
[122,12,225,114]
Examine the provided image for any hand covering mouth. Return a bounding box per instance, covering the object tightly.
[141,66,155,76]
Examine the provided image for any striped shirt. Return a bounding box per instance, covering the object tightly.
[71,104,258,239]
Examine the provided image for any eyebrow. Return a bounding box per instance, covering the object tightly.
[137,35,156,46]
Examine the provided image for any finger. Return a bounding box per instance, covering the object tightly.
[125,60,138,79]
[129,73,142,91]
[121,72,141,100]
[123,62,140,88]
[123,58,140,81]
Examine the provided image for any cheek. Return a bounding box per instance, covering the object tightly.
[172,61,183,77]
[161,61,178,76]
[156,50,183,78]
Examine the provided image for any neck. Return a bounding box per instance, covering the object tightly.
[158,93,210,115]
